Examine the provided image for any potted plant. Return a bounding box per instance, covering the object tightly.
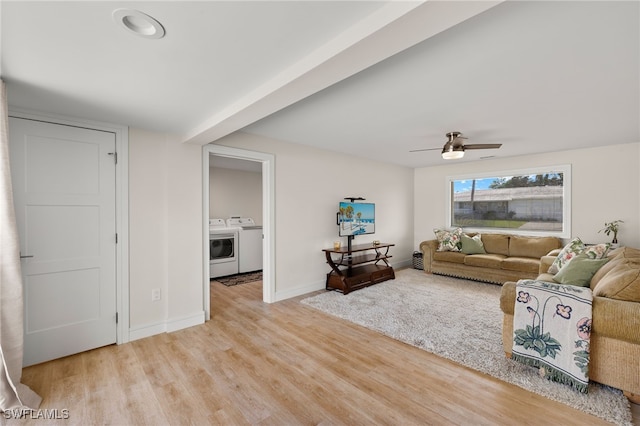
[599,220,624,244]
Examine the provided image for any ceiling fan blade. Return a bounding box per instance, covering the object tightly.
[409,147,442,152]
[411,132,503,155]
[463,143,502,150]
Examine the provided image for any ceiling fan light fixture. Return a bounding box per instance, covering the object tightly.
[442,145,464,160]
[409,131,500,159]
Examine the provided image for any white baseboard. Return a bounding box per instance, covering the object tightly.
[129,322,166,342]
[128,310,205,341]
[392,258,413,269]
[275,279,325,302]
[166,311,205,333]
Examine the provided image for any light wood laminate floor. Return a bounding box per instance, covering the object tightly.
[15,279,639,425]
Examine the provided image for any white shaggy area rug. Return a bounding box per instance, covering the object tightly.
[301,268,632,426]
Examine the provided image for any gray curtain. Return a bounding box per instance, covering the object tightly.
[0,79,41,411]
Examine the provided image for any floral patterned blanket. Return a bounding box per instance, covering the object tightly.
[512,279,593,393]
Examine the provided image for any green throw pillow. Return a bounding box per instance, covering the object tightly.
[461,234,486,254]
[552,254,610,287]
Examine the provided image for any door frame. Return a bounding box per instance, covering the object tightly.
[8,107,130,344]
[203,144,275,318]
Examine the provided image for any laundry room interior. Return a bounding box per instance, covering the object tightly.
[209,155,263,281]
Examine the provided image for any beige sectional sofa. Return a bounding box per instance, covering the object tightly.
[500,246,640,403]
[420,233,562,284]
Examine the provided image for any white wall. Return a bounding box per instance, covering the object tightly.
[214,131,415,299]
[129,127,413,337]
[209,166,262,224]
[414,143,640,249]
[128,128,204,339]
[126,128,639,340]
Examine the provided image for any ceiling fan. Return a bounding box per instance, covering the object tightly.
[410,131,502,159]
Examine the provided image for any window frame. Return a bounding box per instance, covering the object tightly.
[445,164,571,238]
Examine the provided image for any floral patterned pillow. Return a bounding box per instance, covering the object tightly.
[582,243,612,260]
[548,238,585,274]
[434,228,463,252]
[548,237,611,274]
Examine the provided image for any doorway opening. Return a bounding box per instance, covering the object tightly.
[202,145,275,319]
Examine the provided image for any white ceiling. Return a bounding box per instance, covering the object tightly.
[2,1,638,168]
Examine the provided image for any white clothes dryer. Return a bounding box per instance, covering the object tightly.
[209,218,240,278]
[227,217,263,273]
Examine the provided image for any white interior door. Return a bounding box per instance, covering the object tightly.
[9,117,117,366]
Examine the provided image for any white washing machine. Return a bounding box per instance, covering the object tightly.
[227,217,263,273]
[209,219,240,278]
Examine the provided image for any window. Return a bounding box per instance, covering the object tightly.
[446,165,571,238]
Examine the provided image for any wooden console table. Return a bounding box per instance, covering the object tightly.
[322,242,395,294]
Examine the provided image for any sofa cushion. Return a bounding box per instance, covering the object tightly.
[464,254,505,269]
[481,234,509,256]
[552,254,610,287]
[501,257,540,274]
[607,246,640,260]
[434,228,462,252]
[591,257,640,289]
[593,262,640,302]
[432,251,466,264]
[508,235,560,259]
[461,233,486,254]
[537,272,555,283]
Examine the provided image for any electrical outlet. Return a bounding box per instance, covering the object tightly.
[151,288,161,302]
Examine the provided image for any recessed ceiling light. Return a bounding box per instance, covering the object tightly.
[113,9,165,39]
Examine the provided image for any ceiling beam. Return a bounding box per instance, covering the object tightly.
[182,0,504,146]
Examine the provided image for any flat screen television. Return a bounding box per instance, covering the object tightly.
[338,202,375,237]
